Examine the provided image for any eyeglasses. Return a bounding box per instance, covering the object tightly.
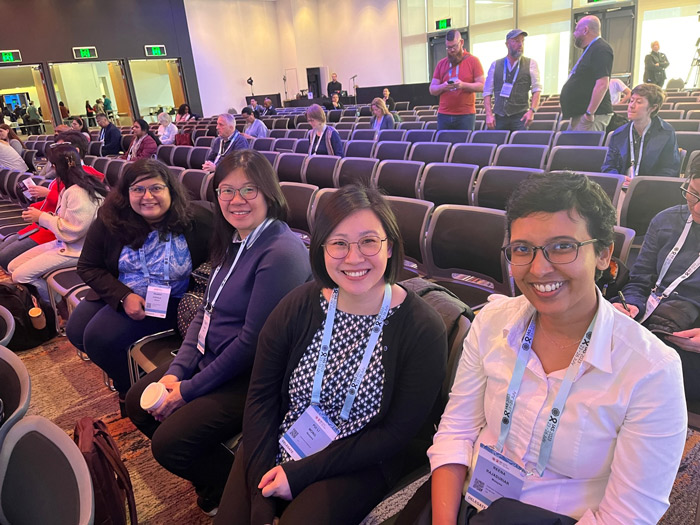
[324,236,387,259]
[129,184,168,196]
[216,185,258,201]
[446,41,462,51]
[502,239,598,266]
[681,186,700,206]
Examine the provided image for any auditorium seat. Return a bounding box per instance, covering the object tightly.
[418,162,479,206]
[335,123,355,131]
[328,110,343,123]
[409,142,451,164]
[121,134,135,153]
[546,146,607,172]
[334,157,379,187]
[405,130,436,144]
[372,160,424,199]
[373,141,411,161]
[294,139,310,154]
[279,182,318,242]
[377,129,406,142]
[269,129,288,139]
[251,137,276,151]
[259,150,279,167]
[302,155,341,188]
[533,111,560,122]
[657,110,684,120]
[527,120,557,131]
[21,150,36,173]
[167,166,185,181]
[386,196,434,277]
[105,159,127,188]
[194,136,215,147]
[171,146,192,168]
[675,132,700,172]
[273,138,298,153]
[620,176,686,244]
[687,111,700,120]
[275,152,307,183]
[666,120,700,132]
[493,144,548,170]
[157,144,175,165]
[308,187,339,228]
[509,130,554,146]
[435,130,471,145]
[344,140,375,158]
[398,122,425,130]
[469,130,510,146]
[92,157,111,175]
[472,166,544,210]
[179,169,209,200]
[394,102,410,111]
[351,129,376,141]
[553,130,605,147]
[288,129,307,139]
[448,143,496,169]
[336,130,351,140]
[425,121,439,130]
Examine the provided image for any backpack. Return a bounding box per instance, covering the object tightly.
[0,282,56,351]
[73,417,138,525]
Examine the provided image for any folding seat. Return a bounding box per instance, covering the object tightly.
[359,106,372,117]
[493,144,548,170]
[308,187,339,228]
[557,120,571,132]
[532,111,560,122]
[377,129,406,142]
[472,166,544,210]
[409,142,451,164]
[340,117,358,123]
[92,157,111,175]
[342,109,356,118]
[613,225,636,266]
[344,140,375,158]
[508,130,554,146]
[418,162,479,206]
[302,155,341,188]
[294,139,310,154]
[167,166,185,180]
[657,110,684,120]
[424,205,513,308]
[105,159,127,188]
[186,147,209,170]
[269,129,288,139]
[666,120,700,132]
[21,150,37,172]
[192,128,208,142]
[156,144,175,165]
[251,137,276,151]
[469,130,510,146]
[279,182,318,242]
[620,176,686,244]
[527,120,558,131]
[334,157,380,187]
[297,123,312,130]
[398,121,424,130]
[394,102,410,111]
[259,150,279,167]
[688,111,700,120]
[675,132,700,172]
[405,130,436,144]
[335,122,355,131]
[171,146,192,168]
[273,138,298,153]
[372,160,424,199]
[674,103,700,113]
[327,110,343,123]
[552,131,605,147]
[414,106,431,111]
[386,196,434,277]
[83,155,97,167]
[448,143,496,169]
[121,134,135,153]
[425,121,438,130]
[288,129,307,139]
[179,169,209,200]
[373,141,411,161]
[275,152,307,183]
[351,129,376,141]
[434,130,471,145]
[419,115,438,123]
[87,141,103,157]
[194,136,215,148]
[273,118,289,130]
[545,146,607,172]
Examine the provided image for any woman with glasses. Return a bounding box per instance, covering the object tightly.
[305,104,343,157]
[125,149,311,516]
[423,172,685,524]
[613,158,700,401]
[214,185,447,525]
[67,158,211,408]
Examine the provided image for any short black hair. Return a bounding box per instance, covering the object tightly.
[506,171,615,255]
[55,130,88,159]
[309,185,404,288]
[241,107,255,117]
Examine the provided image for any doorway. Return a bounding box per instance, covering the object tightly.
[429,29,470,78]
[128,58,186,123]
[0,64,53,135]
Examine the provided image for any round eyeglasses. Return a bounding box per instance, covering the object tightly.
[216,185,259,201]
[323,236,387,259]
[502,239,598,266]
[128,184,168,196]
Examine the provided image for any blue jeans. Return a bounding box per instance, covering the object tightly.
[495,112,527,131]
[437,113,475,131]
[0,235,38,271]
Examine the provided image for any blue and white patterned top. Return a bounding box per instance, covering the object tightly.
[118,231,192,299]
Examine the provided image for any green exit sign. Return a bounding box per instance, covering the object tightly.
[72,46,98,60]
[436,18,452,31]
[0,50,22,63]
[145,45,167,57]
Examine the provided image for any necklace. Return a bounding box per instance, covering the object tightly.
[536,318,581,350]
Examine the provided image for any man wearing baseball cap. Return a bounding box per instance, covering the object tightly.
[483,29,542,131]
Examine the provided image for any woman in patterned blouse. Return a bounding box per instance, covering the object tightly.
[215,185,448,525]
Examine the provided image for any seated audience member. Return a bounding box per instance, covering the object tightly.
[67,159,211,412]
[329,93,343,110]
[122,119,159,161]
[125,150,312,515]
[97,113,122,155]
[382,88,396,111]
[213,185,447,524]
[0,138,28,172]
[260,98,277,116]
[602,83,680,180]
[202,114,249,173]
[0,124,25,154]
[176,103,195,123]
[423,172,685,524]
[9,144,107,301]
[70,116,91,143]
[370,98,395,133]
[240,107,269,140]
[0,131,103,270]
[306,104,343,157]
[613,158,700,402]
[609,78,631,105]
[249,98,260,116]
[157,112,178,145]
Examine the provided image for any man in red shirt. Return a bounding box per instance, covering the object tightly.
[429,30,485,131]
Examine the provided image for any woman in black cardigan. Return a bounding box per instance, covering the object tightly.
[66,159,211,411]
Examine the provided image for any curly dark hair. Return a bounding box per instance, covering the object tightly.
[98,159,193,249]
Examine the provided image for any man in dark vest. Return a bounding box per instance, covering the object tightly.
[483,29,541,131]
[644,41,669,87]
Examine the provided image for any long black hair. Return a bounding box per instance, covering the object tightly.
[50,144,107,202]
[99,159,193,249]
[70,116,89,135]
[134,118,161,147]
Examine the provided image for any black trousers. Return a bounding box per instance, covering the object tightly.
[214,443,390,525]
[125,361,249,500]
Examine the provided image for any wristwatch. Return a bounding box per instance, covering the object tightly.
[529,107,536,113]
[585,110,593,117]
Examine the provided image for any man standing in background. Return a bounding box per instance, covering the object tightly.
[483,29,541,131]
[429,30,484,131]
[327,73,342,97]
[560,15,614,131]
[644,41,669,87]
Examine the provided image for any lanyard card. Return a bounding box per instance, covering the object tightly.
[279,404,340,461]
[145,284,171,318]
[197,310,211,354]
[500,83,514,98]
[466,443,527,511]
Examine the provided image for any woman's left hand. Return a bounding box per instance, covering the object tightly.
[666,328,700,353]
[149,380,186,421]
[21,208,42,223]
[258,465,292,500]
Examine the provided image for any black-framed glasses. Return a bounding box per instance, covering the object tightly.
[129,184,168,196]
[323,236,387,259]
[681,185,700,206]
[502,239,598,266]
[216,185,258,201]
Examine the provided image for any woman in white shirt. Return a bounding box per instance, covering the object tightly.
[427,172,686,524]
[157,112,178,145]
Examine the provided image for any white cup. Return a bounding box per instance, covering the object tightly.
[140,382,167,411]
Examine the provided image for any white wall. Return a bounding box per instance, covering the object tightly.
[129,60,175,112]
[184,0,403,115]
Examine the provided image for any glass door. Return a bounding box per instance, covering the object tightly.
[0,63,54,136]
[128,58,186,123]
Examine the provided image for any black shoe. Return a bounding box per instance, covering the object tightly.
[197,495,219,517]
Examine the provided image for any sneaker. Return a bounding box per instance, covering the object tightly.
[197,495,219,517]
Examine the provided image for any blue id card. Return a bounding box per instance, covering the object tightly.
[279,405,340,461]
[466,443,527,511]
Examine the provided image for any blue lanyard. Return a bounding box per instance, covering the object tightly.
[503,59,521,85]
[497,313,597,476]
[138,235,171,282]
[569,36,599,78]
[312,284,392,421]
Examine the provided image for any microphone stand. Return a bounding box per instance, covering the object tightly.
[350,74,358,106]
[283,75,288,101]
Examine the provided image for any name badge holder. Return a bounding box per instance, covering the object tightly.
[627,121,651,180]
[568,36,599,78]
[499,60,520,99]
[280,284,392,460]
[448,64,460,85]
[640,215,700,323]
[466,314,596,510]
[141,236,172,318]
[214,130,239,165]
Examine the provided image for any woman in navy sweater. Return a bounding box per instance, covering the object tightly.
[126,149,312,515]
